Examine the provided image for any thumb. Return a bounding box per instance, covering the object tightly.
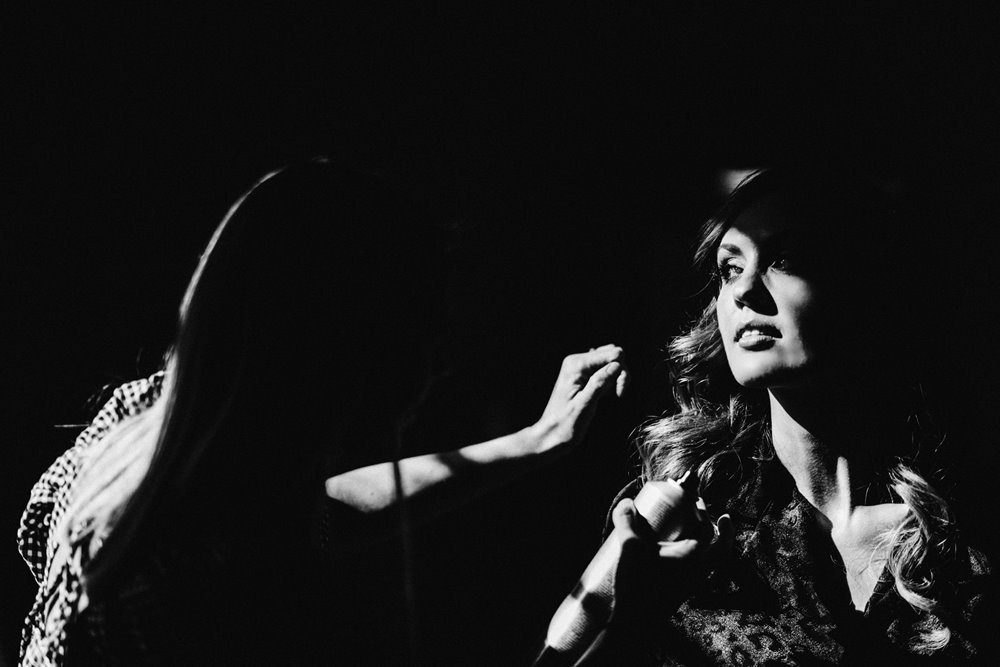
[611,497,642,542]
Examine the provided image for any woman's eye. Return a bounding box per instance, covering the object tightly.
[770,257,791,271]
[717,262,743,283]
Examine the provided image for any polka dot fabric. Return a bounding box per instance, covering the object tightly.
[18,373,165,667]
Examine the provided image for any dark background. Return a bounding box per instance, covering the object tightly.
[5,5,1000,665]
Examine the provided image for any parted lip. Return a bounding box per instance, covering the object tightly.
[734,321,780,342]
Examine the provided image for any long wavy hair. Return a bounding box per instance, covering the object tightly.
[62,159,442,597]
[639,168,958,653]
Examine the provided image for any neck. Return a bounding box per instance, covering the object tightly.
[768,387,882,527]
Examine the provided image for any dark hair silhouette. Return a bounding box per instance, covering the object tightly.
[68,159,442,599]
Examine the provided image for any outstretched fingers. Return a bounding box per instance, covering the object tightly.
[615,365,629,398]
[576,360,626,406]
[532,345,630,455]
[565,344,625,377]
[573,345,629,403]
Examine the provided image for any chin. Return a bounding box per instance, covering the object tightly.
[734,373,775,389]
[730,361,813,389]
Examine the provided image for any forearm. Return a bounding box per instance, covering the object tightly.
[325,424,558,516]
[324,345,626,541]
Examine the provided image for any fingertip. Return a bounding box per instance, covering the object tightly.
[615,368,628,398]
[594,362,621,395]
[597,344,623,362]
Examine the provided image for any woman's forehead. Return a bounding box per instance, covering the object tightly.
[720,191,824,250]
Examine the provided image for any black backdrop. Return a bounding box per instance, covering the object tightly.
[6,5,1000,665]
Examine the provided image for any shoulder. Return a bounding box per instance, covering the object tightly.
[85,372,166,437]
[17,372,167,581]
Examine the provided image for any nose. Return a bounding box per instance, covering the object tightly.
[731,265,774,313]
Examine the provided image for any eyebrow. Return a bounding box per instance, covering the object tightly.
[717,229,800,258]
[717,243,743,256]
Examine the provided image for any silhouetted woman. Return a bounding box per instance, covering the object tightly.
[18,160,628,666]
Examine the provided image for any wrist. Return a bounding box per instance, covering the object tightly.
[522,420,569,459]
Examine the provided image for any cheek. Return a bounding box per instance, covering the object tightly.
[779,284,822,352]
[714,294,734,337]
[715,296,741,369]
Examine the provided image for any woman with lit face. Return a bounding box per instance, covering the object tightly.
[539,169,994,666]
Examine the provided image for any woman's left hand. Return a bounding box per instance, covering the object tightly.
[527,345,629,456]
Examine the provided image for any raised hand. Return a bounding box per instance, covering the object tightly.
[529,344,629,456]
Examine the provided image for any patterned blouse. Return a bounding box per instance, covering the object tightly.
[17,373,165,667]
[17,374,385,666]
[604,470,996,666]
